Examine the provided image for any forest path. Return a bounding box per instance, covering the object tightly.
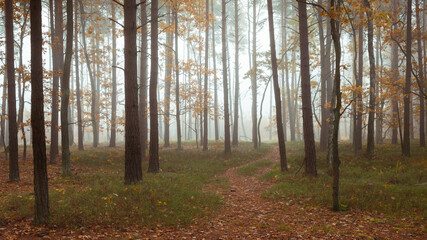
[151,145,425,240]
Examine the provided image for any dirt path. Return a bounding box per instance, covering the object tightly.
[138,146,425,239]
[2,146,425,239]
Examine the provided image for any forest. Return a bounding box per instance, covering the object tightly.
[0,0,426,238]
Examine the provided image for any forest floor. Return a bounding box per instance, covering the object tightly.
[0,143,426,239]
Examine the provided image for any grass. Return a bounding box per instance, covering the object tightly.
[0,142,270,228]
[237,159,273,176]
[261,142,427,219]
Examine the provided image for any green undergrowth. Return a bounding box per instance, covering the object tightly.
[237,159,273,176]
[262,142,427,218]
[0,142,270,228]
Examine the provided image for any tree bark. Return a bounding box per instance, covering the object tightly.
[298,0,317,176]
[139,0,148,156]
[175,6,182,150]
[318,0,329,151]
[5,0,19,182]
[61,0,73,175]
[416,0,425,147]
[402,0,412,156]
[203,0,209,151]
[148,0,160,173]
[51,0,63,162]
[164,6,172,148]
[124,0,142,184]
[354,9,363,153]
[110,2,117,148]
[232,0,239,146]
[252,0,258,149]
[364,0,376,155]
[222,0,231,154]
[31,0,50,223]
[75,11,83,151]
[267,0,287,171]
[212,0,219,141]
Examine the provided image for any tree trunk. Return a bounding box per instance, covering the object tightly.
[222,0,231,154]
[110,2,117,148]
[31,0,50,223]
[232,0,239,146]
[364,0,376,155]
[281,0,287,142]
[175,7,182,150]
[318,0,329,151]
[252,0,258,149]
[78,0,98,148]
[375,28,383,144]
[203,0,209,151]
[148,0,160,173]
[330,0,342,212]
[164,6,172,148]
[402,0,412,156]
[75,11,83,151]
[139,0,148,156]
[354,11,363,153]
[124,0,142,184]
[267,0,287,171]
[51,0,63,162]
[416,0,425,147]
[5,0,19,182]
[212,0,219,141]
[61,0,73,176]
[298,0,317,177]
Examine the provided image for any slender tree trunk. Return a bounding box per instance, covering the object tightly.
[61,0,73,176]
[1,74,6,149]
[211,0,219,141]
[175,6,182,150]
[267,0,287,171]
[375,28,383,144]
[75,11,83,151]
[124,0,142,184]
[232,0,239,146]
[364,0,376,155]
[416,0,425,147]
[5,0,19,182]
[164,7,172,147]
[203,0,209,151]
[51,0,63,162]
[148,0,160,172]
[110,2,117,147]
[222,0,231,154]
[31,0,50,223]
[331,0,342,212]
[139,0,148,156]
[78,0,98,148]
[280,0,287,142]
[354,13,363,153]
[402,0,412,156]
[252,0,258,148]
[298,0,317,176]
[318,0,328,151]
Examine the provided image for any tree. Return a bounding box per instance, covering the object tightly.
[267,0,287,171]
[354,4,363,153]
[50,0,63,162]
[124,0,142,184]
[203,0,209,151]
[364,0,376,155]
[31,0,50,223]
[164,6,172,148]
[175,3,182,151]
[402,0,412,156]
[298,0,317,176]
[148,0,160,173]
[110,1,117,148]
[5,0,19,182]
[232,0,239,146]
[222,0,231,154]
[140,0,148,156]
[61,0,73,175]
[416,0,425,147]
[330,0,343,212]
[251,0,258,149]
[75,5,84,151]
